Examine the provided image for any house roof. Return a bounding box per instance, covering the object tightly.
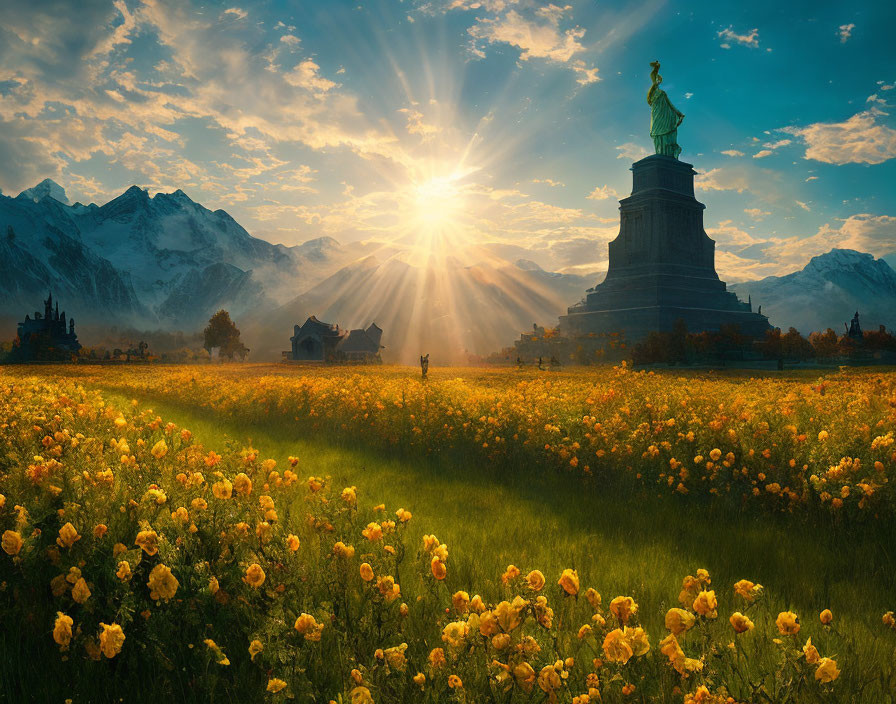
[337,328,382,353]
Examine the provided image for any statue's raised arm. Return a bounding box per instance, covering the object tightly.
[647,61,684,159]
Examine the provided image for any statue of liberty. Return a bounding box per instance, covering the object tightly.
[647,61,684,158]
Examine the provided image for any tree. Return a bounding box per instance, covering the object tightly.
[203,310,248,360]
[781,327,814,360]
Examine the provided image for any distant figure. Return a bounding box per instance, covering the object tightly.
[757,305,762,316]
[420,353,429,379]
[516,356,524,369]
[550,355,561,370]
[537,356,544,371]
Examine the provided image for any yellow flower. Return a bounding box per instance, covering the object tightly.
[501,564,520,584]
[341,486,357,505]
[135,529,159,556]
[448,675,463,690]
[665,608,696,635]
[249,639,263,661]
[71,577,91,604]
[350,686,374,704]
[360,562,375,582]
[212,478,233,499]
[266,678,287,694]
[243,563,266,588]
[609,596,638,624]
[803,638,820,664]
[776,611,801,635]
[602,628,634,664]
[56,522,81,548]
[526,570,546,591]
[396,508,412,522]
[412,672,425,687]
[116,561,132,581]
[624,626,650,656]
[729,612,754,634]
[287,534,300,552]
[452,590,470,612]
[819,609,833,625]
[584,588,601,611]
[150,440,168,459]
[513,662,536,692]
[815,657,840,683]
[2,530,23,556]
[692,590,718,618]
[733,579,763,601]
[147,564,179,601]
[294,613,324,640]
[884,611,896,629]
[333,541,355,558]
[383,643,408,671]
[99,623,125,658]
[558,568,579,596]
[428,647,447,669]
[441,621,468,648]
[233,473,252,496]
[93,524,108,538]
[431,557,447,581]
[361,522,383,541]
[53,612,74,650]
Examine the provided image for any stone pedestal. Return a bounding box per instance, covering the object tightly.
[559,154,770,340]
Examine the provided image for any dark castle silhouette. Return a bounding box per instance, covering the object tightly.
[14,293,82,360]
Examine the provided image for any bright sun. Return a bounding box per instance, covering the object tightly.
[412,175,465,232]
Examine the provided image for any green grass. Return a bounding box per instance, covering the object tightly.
[94,384,896,649]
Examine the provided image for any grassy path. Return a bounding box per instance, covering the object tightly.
[90,383,896,644]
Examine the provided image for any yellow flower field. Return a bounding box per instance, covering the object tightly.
[48,363,896,517]
[1,367,895,702]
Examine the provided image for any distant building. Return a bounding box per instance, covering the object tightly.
[13,293,81,361]
[337,323,383,362]
[846,311,863,341]
[285,316,383,363]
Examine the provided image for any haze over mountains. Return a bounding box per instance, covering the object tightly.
[2,179,895,361]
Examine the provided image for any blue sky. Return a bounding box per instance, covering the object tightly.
[1,0,894,280]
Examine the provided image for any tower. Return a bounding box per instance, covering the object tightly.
[559,154,770,340]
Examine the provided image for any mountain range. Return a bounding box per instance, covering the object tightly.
[2,179,895,361]
[729,249,896,336]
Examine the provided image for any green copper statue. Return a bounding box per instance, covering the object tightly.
[647,61,684,158]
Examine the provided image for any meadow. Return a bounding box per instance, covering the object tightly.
[1,363,895,703]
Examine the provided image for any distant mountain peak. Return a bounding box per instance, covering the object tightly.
[18,178,69,205]
[515,258,544,272]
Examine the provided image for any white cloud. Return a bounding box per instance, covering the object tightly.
[717,26,760,49]
[586,185,618,200]
[532,178,565,187]
[280,34,301,46]
[721,149,744,157]
[694,168,750,193]
[838,23,855,43]
[781,108,896,165]
[283,59,338,94]
[398,108,440,138]
[615,142,650,161]
[796,200,811,212]
[744,207,770,219]
[223,8,247,20]
[805,176,818,181]
[466,7,599,83]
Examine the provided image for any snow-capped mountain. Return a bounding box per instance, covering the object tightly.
[0,180,356,329]
[730,249,896,334]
